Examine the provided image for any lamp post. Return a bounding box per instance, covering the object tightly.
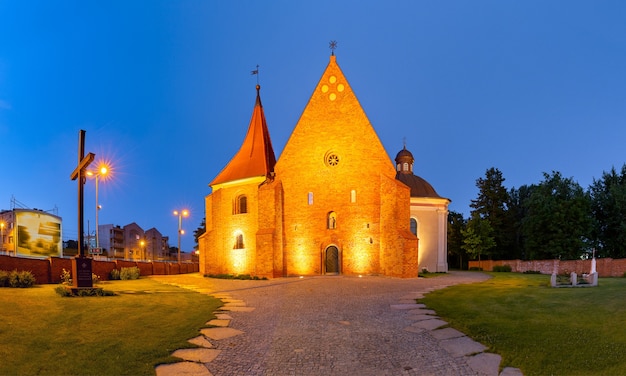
[87,165,108,252]
[173,209,189,263]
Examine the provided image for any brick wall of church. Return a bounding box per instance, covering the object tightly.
[202,180,263,276]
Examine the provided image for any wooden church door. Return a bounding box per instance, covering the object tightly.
[325,246,339,274]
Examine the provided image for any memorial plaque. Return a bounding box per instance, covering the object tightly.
[72,255,93,288]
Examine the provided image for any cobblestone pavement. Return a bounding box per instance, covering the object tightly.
[153,272,522,376]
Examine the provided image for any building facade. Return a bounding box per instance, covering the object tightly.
[199,53,449,278]
[0,209,63,258]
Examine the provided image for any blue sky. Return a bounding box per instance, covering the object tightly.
[1,1,625,252]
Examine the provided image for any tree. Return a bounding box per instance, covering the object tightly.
[469,167,515,259]
[461,214,496,267]
[522,171,592,260]
[508,184,535,259]
[447,211,468,269]
[193,217,206,250]
[589,164,626,258]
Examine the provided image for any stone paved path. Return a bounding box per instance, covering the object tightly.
[153,272,523,376]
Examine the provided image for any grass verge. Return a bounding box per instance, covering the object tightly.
[0,278,221,375]
[421,272,626,375]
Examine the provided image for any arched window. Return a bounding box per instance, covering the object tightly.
[328,211,337,229]
[410,218,418,236]
[234,234,244,249]
[308,192,314,205]
[403,162,409,172]
[234,195,247,214]
[350,190,356,203]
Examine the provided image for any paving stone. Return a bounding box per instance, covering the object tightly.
[206,319,230,327]
[390,303,422,310]
[217,306,255,312]
[399,294,425,301]
[430,327,467,340]
[500,367,524,376]
[409,318,448,331]
[200,327,245,340]
[440,336,487,357]
[155,361,212,376]
[172,348,221,363]
[466,352,501,376]
[406,314,439,322]
[188,335,213,348]
[214,313,233,320]
[220,298,245,303]
[407,308,437,315]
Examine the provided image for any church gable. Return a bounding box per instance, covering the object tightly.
[275,55,395,180]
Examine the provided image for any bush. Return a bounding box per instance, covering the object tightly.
[54,285,116,297]
[120,267,140,280]
[55,285,72,297]
[61,268,72,284]
[0,270,37,288]
[469,267,483,271]
[523,270,542,274]
[110,269,121,280]
[493,265,512,272]
[8,270,36,288]
[0,270,9,287]
[92,273,100,284]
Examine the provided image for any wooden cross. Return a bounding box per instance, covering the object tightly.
[70,130,94,258]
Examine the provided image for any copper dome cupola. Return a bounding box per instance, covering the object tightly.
[395,146,414,174]
[394,145,445,199]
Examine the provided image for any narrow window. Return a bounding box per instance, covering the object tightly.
[234,234,244,249]
[403,162,409,172]
[328,211,337,229]
[239,195,247,213]
[308,192,314,205]
[234,194,248,214]
[410,218,418,236]
[350,190,356,203]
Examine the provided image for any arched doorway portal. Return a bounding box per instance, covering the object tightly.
[325,246,340,274]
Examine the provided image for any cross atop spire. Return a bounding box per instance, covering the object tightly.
[329,40,337,56]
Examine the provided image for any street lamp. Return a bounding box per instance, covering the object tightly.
[140,239,145,261]
[86,164,109,253]
[173,209,189,263]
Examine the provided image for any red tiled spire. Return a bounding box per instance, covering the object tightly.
[210,85,276,186]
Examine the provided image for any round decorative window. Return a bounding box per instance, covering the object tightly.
[326,153,340,167]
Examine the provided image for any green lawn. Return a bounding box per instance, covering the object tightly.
[0,278,221,375]
[422,273,626,376]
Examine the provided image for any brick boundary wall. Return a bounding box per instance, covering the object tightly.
[468,258,626,277]
[0,255,199,284]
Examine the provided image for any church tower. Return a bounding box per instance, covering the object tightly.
[200,85,276,276]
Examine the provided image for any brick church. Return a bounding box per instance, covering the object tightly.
[198,52,449,278]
